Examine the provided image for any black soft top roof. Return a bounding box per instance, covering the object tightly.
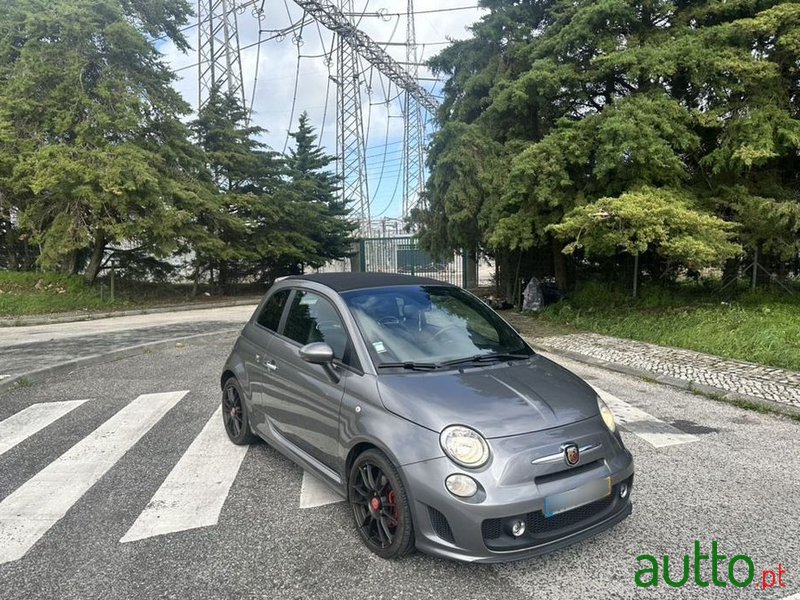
[282,272,453,292]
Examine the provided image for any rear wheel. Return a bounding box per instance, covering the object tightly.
[222,378,257,445]
[348,449,415,559]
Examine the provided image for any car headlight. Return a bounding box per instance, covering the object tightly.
[440,425,490,468]
[597,396,617,432]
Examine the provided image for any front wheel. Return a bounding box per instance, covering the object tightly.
[222,378,257,445]
[348,449,415,559]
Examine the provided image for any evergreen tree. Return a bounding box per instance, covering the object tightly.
[0,0,205,283]
[190,88,283,287]
[414,0,800,291]
[283,112,355,272]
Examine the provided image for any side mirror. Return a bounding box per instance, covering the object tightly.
[299,342,334,365]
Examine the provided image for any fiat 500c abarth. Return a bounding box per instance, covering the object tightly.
[220,273,633,562]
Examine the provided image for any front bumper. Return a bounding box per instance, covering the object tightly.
[401,421,634,563]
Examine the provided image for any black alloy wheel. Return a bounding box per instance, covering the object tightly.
[349,449,415,559]
[222,378,257,445]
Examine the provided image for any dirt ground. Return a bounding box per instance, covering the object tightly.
[498,310,577,340]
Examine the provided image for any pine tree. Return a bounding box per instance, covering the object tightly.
[414,0,800,290]
[284,112,355,272]
[0,0,204,283]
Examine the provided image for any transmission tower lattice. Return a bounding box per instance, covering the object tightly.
[335,0,371,233]
[197,0,247,110]
[402,0,425,219]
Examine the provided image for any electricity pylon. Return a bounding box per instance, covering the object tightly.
[197,0,440,231]
[402,0,425,219]
[293,0,439,232]
[335,0,371,234]
[197,0,247,110]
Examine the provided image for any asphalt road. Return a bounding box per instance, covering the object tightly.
[0,334,797,600]
[0,305,255,380]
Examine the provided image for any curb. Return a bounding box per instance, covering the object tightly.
[0,298,261,328]
[529,340,800,419]
[0,328,240,394]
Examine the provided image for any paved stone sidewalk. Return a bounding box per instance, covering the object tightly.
[531,333,800,411]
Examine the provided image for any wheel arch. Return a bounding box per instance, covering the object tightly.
[220,369,237,389]
[343,436,417,498]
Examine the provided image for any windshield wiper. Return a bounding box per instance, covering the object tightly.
[377,361,441,371]
[440,353,532,367]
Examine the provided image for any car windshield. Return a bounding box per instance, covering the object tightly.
[341,285,533,368]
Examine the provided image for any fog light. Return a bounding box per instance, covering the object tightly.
[511,520,526,537]
[445,474,478,498]
[619,482,629,499]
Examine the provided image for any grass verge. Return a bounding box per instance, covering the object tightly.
[0,271,261,317]
[505,280,800,372]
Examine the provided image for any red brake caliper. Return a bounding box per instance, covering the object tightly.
[387,490,399,525]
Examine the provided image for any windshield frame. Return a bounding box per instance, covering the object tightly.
[340,284,534,373]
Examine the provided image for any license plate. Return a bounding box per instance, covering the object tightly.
[543,477,611,518]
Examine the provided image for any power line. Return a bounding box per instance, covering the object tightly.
[247,4,268,121]
[377,40,453,46]
[371,163,403,217]
[343,5,481,18]
[174,21,311,73]
[368,84,393,207]
[282,9,306,154]
[292,0,439,113]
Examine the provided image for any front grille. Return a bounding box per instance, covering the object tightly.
[481,478,631,551]
[526,494,614,535]
[428,506,455,543]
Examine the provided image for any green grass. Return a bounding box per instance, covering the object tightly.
[0,271,262,317]
[0,272,115,316]
[518,280,800,372]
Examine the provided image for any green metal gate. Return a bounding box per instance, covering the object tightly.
[358,236,468,287]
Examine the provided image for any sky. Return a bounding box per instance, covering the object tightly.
[158,1,487,220]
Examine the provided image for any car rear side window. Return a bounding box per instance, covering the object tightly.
[256,289,290,332]
[283,290,351,364]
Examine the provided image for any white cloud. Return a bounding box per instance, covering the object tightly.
[160,1,486,218]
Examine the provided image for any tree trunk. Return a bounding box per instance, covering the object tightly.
[84,232,106,285]
[551,237,569,291]
[191,264,200,297]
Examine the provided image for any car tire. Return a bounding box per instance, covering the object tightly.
[348,449,415,559]
[221,378,257,445]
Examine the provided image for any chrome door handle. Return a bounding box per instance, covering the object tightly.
[265,359,278,371]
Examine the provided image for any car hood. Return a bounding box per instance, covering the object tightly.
[376,355,598,438]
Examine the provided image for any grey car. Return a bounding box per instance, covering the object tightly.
[220,273,633,562]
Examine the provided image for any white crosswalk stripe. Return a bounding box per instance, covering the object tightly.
[299,471,345,509]
[0,400,88,457]
[594,387,699,448]
[0,383,705,563]
[120,406,248,543]
[0,390,188,565]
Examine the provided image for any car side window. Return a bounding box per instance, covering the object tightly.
[283,290,352,364]
[256,289,291,332]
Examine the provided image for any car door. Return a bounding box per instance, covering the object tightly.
[264,289,350,471]
[242,288,291,432]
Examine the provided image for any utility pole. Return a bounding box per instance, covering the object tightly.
[197,0,247,110]
[402,0,425,219]
[335,0,371,235]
